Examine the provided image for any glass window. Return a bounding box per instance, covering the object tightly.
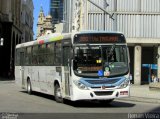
[38,45,45,65]
[73,45,129,77]
[25,47,32,65]
[63,46,71,66]
[45,43,54,65]
[31,43,55,66]
[32,46,39,65]
[54,41,62,65]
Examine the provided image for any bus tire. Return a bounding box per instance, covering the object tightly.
[54,84,63,103]
[27,79,32,95]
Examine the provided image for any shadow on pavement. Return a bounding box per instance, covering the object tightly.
[147,107,160,113]
[20,90,135,108]
[68,100,135,108]
[20,90,55,101]
[0,76,14,81]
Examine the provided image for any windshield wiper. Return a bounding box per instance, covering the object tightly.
[106,44,116,69]
[108,44,116,57]
[109,44,116,62]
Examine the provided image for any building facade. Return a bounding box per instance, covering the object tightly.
[50,0,64,24]
[21,0,34,43]
[0,0,33,78]
[63,0,160,85]
[37,7,54,38]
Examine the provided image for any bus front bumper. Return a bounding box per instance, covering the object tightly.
[71,86,130,101]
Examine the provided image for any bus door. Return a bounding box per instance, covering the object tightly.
[20,52,25,88]
[62,45,71,97]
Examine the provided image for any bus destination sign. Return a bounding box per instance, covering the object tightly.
[74,34,126,44]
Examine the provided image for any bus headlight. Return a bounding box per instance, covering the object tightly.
[73,80,89,90]
[118,79,130,89]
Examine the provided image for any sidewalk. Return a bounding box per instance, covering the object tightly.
[117,84,160,104]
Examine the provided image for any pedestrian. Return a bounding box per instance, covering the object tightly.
[151,74,157,83]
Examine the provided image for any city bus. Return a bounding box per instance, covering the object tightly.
[15,31,131,103]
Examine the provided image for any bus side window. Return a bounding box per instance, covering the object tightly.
[25,47,32,65]
[46,43,54,65]
[32,46,38,65]
[54,42,62,65]
[63,46,71,66]
[38,45,45,65]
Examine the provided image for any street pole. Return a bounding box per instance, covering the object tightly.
[72,0,114,32]
[87,0,114,20]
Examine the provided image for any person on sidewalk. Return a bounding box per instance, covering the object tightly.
[151,74,158,83]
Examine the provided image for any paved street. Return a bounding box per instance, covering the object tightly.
[0,81,160,119]
[0,81,160,115]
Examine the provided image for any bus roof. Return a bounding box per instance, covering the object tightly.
[16,31,125,48]
[16,33,71,48]
[77,30,124,35]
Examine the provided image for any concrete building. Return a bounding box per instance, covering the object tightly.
[21,0,34,43]
[63,0,160,85]
[37,7,54,38]
[0,0,33,78]
[0,0,22,77]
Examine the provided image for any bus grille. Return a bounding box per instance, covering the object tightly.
[94,91,113,96]
[85,78,120,85]
[91,86,115,89]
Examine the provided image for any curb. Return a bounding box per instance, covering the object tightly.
[116,96,160,104]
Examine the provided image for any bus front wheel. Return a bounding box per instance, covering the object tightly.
[27,79,32,95]
[54,84,63,103]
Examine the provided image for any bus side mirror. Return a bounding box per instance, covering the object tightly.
[129,74,132,81]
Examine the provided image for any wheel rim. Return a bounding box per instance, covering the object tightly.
[27,81,31,93]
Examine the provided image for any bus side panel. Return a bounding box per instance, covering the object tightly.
[61,66,72,99]
[37,67,46,92]
[28,66,41,92]
[15,66,22,88]
[45,66,58,95]
[47,66,62,95]
[15,50,25,89]
[27,66,61,96]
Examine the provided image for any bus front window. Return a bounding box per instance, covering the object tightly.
[73,45,129,77]
[74,46,102,75]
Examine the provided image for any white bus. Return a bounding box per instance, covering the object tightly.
[15,31,130,103]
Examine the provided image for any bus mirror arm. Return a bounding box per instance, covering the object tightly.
[70,49,74,59]
[129,74,132,81]
[69,60,74,76]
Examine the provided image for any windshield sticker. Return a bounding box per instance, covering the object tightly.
[105,67,110,71]
[98,70,104,76]
[104,71,110,77]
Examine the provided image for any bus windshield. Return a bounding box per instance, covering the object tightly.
[73,45,129,77]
